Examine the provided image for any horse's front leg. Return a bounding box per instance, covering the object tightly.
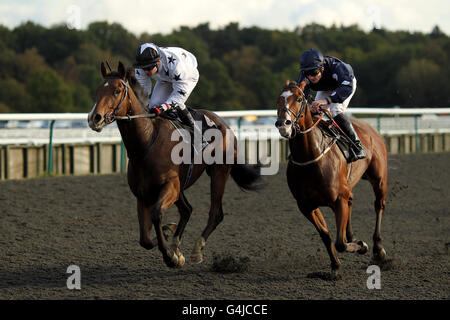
[169,192,193,268]
[300,205,341,279]
[346,195,355,242]
[346,195,368,254]
[137,199,157,250]
[334,196,367,254]
[333,195,354,255]
[151,179,183,268]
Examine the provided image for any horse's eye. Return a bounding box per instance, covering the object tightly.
[114,89,121,95]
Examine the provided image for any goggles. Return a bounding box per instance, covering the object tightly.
[304,68,321,77]
[142,63,157,71]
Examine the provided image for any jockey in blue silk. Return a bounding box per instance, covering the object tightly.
[297,49,366,162]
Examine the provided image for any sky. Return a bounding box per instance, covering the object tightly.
[0,0,448,35]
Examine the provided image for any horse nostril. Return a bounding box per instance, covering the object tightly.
[94,113,102,124]
[285,120,292,125]
[275,120,283,127]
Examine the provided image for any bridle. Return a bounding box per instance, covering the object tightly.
[103,77,156,123]
[280,85,323,138]
[280,84,336,166]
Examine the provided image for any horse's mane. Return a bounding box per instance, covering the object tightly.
[125,68,148,107]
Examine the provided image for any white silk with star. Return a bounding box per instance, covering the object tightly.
[135,44,199,110]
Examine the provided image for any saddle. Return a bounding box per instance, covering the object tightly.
[161,107,218,158]
[316,118,352,162]
[161,107,217,134]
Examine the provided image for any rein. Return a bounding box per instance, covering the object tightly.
[295,112,323,134]
[115,113,156,120]
[106,78,156,121]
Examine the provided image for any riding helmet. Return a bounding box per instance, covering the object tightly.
[134,43,161,68]
[300,49,324,71]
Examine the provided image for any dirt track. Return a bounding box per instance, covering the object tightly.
[0,153,449,300]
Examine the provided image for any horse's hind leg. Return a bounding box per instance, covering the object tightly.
[301,206,341,279]
[191,164,231,264]
[170,192,193,267]
[365,152,388,263]
[370,176,387,262]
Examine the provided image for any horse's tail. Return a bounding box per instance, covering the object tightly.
[230,163,262,191]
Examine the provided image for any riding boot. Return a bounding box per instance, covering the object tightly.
[177,107,209,149]
[334,113,367,162]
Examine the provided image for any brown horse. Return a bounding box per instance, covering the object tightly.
[88,61,261,268]
[275,80,388,279]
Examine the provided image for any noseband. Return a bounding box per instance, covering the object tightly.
[103,77,155,122]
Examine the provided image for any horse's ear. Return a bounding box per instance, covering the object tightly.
[284,79,290,87]
[118,61,126,80]
[101,62,110,78]
[298,80,307,93]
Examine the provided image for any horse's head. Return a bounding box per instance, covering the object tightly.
[275,80,308,139]
[88,61,131,132]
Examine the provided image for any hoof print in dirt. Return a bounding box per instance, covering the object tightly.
[307,271,342,281]
[369,258,399,271]
[211,252,250,273]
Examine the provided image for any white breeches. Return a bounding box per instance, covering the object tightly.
[315,77,357,117]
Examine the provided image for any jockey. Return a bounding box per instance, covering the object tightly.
[133,43,206,145]
[297,49,366,162]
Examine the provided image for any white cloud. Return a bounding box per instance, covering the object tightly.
[0,0,448,35]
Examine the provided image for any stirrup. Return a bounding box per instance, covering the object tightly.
[356,149,367,159]
[349,146,366,162]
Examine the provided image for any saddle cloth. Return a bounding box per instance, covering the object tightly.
[317,119,352,162]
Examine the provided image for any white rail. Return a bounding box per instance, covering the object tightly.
[1,109,449,146]
[1,108,450,121]
[1,108,449,179]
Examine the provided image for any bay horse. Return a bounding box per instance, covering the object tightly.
[275,80,388,279]
[88,61,261,268]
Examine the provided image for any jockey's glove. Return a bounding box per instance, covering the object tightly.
[149,103,171,115]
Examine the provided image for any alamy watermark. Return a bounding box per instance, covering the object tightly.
[66,5,81,30]
[66,265,81,290]
[365,5,381,30]
[170,122,280,175]
[366,265,381,289]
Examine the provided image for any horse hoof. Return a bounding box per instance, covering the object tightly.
[163,252,180,268]
[357,241,369,254]
[176,254,185,268]
[329,269,340,280]
[191,253,203,265]
[373,248,386,262]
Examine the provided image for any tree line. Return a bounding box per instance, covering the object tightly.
[0,21,448,113]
